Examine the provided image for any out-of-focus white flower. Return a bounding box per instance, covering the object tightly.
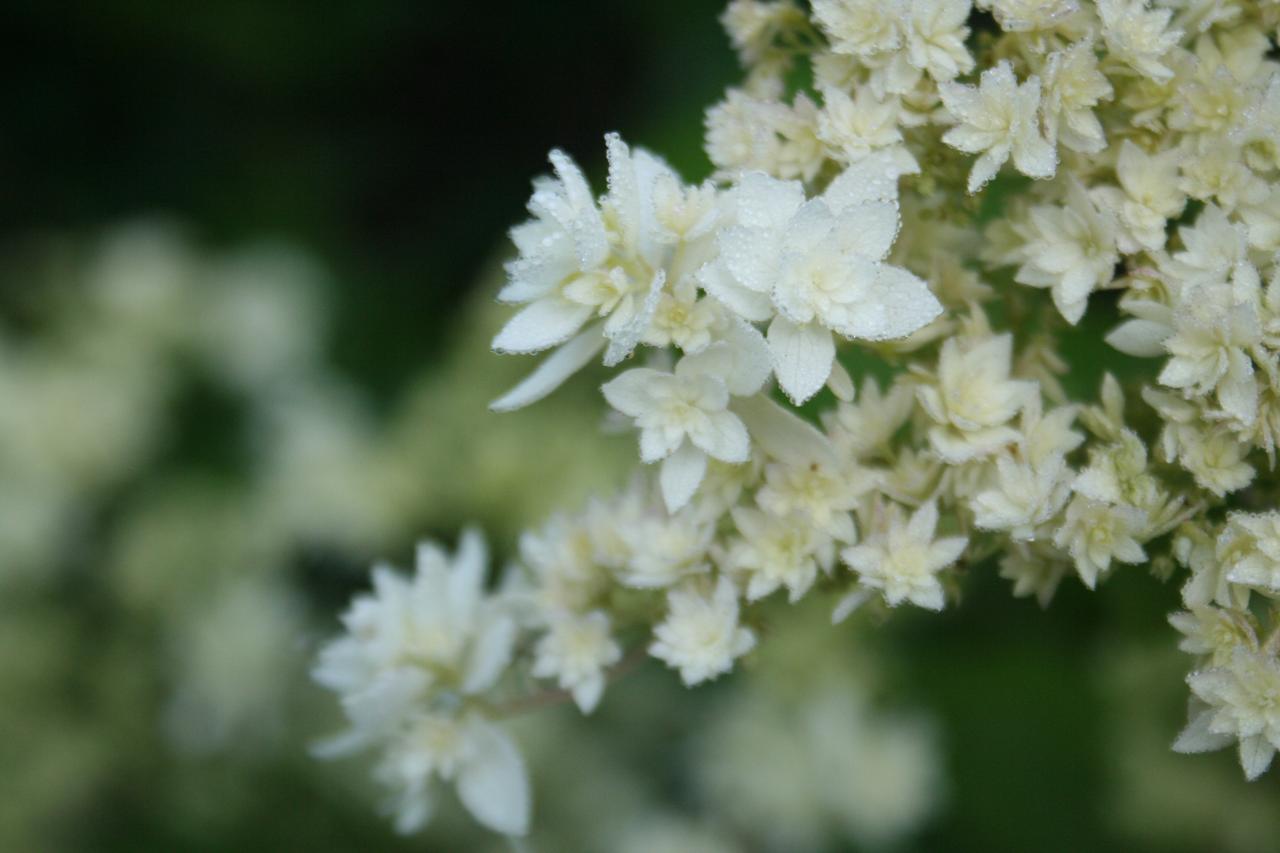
[756,457,865,542]
[650,577,756,685]
[727,507,835,602]
[817,86,917,172]
[1097,0,1183,82]
[312,531,529,837]
[939,60,1057,192]
[531,610,622,713]
[812,0,904,59]
[164,577,303,755]
[618,505,715,589]
[376,711,530,836]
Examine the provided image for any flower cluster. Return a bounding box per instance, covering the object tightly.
[316,0,1280,837]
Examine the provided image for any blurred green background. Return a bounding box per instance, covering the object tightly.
[1,2,1276,852]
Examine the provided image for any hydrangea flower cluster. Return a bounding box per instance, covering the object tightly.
[316,0,1280,837]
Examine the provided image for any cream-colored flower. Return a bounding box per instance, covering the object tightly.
[842,502,966,610]
[1041,41,1113,154]
[1011,180,1119,324]
[1097,0,1182,82]
[727,507,835,602]
[939,60,1057,192]
[650,577,757,685]
[1052,495,1147,588]
[918,333,1037,462]
[531,610,623,713]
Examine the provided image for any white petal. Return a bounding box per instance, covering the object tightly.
[1012,129,1058,180]
[827,360,855,402]
[462,615,517,695]
[1172,710,1234,754]
[720,224,781,296]
[1219,350,1258,425]
[700,260,774,323]
[732,170,806,229]
[967,150,1005,194]
[1105,319,1169,357]
[1239,734,1276,780]
[691,410,750,463]
[457,721,531,836]
[733,393,837,467]
[833,201,900,261]
[719,318,773,396]
[767,316,835,405]
[603,269,666,367]
[831,587,872,624]
[822,149,908,210]
[839,265,942,341]
[490,326,606,411]
[392,788,436,835]
[601,368,663,417]
[660,442,708,512]
[572,676,606,714]
[492,298,593,354]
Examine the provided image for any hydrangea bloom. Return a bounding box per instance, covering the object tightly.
[316,0,1280,836]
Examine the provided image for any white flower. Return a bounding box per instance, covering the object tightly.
[939,60,1057,193]
[972,452,1072,540]
[702,156,940,403]
[1177,647,1280,780]
[755,458,865,542]
[312,530,516,754]
[1169,605,1256,667]
[1052,496,1147,589]
[721,0,806,66]
[312,531,528,837]
[918,333,1037,462]
[999,540,1071,607]
[531,610,623,713]
[602,339,767,511]
[619,505,715,589]
[1011,180,1119,324]
[727,507,835,602]
[978,0,1082,33]
[817,86,917,171]
[1041,40,1113,154]
[812,0,904,59]
[822,376,916,461]
[705,90,824,182]
[491,135,705,411]
[1097,0,1182,82]
[1221,512,1280,593]
[841,502,967,610]
[1091,140,1185,252]
[1159,281,1262,427]
[376,712,530,836]
[900,0,974,83]
[1163,203,1250,287]
[650,576,757,685]
[518,512,610,612]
